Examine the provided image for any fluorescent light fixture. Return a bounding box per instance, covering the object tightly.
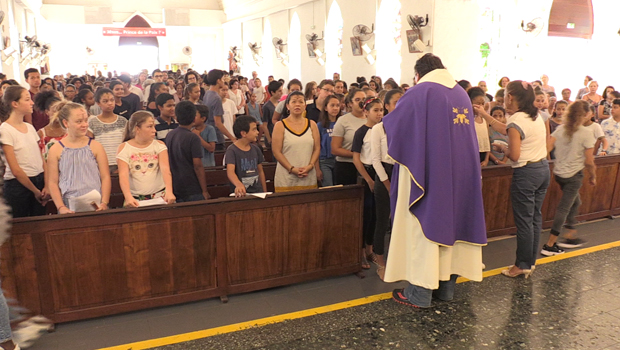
[316,57,325,66]
[280,52,288,60]
[314,48,323,56]
[4,55,14,65]
[362,44,372,54]
[365,54,375,65]
[413,39,426,52]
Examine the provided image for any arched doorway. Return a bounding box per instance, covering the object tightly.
[116,15,160,73]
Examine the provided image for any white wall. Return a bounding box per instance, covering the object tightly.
[297,0,325,84]
[36,5,226,76]
[267,10,290,82]
[336,0,376,84]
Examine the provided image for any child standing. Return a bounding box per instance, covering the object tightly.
[164,101,209,202]
[193,105,217,167]
[88,88,127,173]
[468,87,491,166]
[317,95,342,187]
[34,91,66,159]
[584,108,608,155]
[246,93,270,148]
[225,116,267,197]
[370,89,402,279]
[47,102,111,213]
[541,100,596,255]
[0,86,48,217]
[117,111,175,207]
[154,93,178,141]
[488,106,509,165]
[351,98,384,270]
[601,98,620,154]
[220,85,238,140]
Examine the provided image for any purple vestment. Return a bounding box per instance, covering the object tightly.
[383,76,487,246]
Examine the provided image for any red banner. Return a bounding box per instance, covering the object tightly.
[102,27,167,37]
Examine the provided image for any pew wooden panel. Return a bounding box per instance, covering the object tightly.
[3,186,363,323]
[483,155,620,238]
[48,163,278,213]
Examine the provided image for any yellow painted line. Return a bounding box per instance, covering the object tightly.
[98,239,620,350]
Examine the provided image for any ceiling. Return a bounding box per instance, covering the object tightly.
[42,0,225,11]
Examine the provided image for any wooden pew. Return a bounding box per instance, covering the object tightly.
[214,147,273,165]
[482,154,620,238]
[47,163,278,212]
[3,186,364,323]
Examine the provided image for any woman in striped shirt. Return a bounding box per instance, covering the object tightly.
[48,102,111,214]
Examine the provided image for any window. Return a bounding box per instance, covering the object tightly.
[325,1,343,79]
[289,12,302,80]
[261,18,273,78]
[375,0,402,83]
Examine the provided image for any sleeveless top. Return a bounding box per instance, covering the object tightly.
[274,119,318,192]
[58,138,102,203]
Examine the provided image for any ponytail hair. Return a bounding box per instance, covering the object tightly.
[56,101,87,129]
[184,83,199,100]
[563,100,589,140]
[506,81,538,120]
[123,111,155,142]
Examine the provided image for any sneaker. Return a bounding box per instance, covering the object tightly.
[557,238,585,249]
[392,289,423,308]
[541,243,565,256]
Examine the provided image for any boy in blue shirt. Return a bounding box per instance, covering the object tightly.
[193,105,217,167]
[225,116,267,197]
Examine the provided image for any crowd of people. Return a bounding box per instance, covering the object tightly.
[0,59,618,330]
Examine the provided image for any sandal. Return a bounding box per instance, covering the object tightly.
[366,253,379,266]
[377,266,385,280]
[361,254,371,269]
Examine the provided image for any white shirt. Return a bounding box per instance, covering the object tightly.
[222,99,238,139]
[601,118,620,154]
[0,123,44,179]
[129,86,143,101]
[506,112,548,168]
[228,89,245,114]
[370,122,394,182]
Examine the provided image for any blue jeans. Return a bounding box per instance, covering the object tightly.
[403,274,458,308]
[319,158,335,187]
[176,193,205,203]
[0,283,10,343]
[510,161,550,269]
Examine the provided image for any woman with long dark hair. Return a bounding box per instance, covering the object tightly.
[480,81,549,278]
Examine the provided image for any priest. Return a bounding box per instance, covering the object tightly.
[383,54,487,308]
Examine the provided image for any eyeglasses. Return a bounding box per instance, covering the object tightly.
[321,87,335,94]
[154,75,163,78]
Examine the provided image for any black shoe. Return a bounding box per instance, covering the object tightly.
[556,238,585,249]
[392,289,423,308]
[541,243,565,256]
